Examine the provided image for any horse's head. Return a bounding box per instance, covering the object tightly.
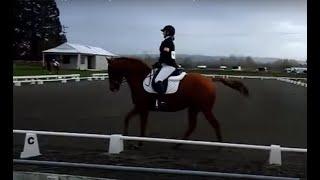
[107,58,126,92]
[107,57,151,92]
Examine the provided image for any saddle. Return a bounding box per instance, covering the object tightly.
[143,67,187,94]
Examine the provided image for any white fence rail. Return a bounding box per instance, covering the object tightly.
[13,129,307,166]
[13,159,300,180]
[277,78,307,87]
[88,73,307,81]
[202,74,306,80]
[13,74,81,86]
[202,74,307,87]
[13,73,307,88]
[13,74,80,81]
[92,73,108,78]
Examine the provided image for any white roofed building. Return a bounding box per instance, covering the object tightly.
[42,42,118,70]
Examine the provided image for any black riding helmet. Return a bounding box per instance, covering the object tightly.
[161,25,175,36]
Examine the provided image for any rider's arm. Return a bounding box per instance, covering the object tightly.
[159,40,175,65]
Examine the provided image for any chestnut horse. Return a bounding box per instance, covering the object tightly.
[107,57,249,143]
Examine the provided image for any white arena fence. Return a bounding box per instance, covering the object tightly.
[92,73,109,80]
[13,129,307,166]
[13,74,81,86]
[13,73,307,88]
[201,74,307,88]
[13,159,300,180]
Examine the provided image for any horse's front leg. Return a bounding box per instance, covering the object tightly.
[138,110,149,146]
[123,106,138,136]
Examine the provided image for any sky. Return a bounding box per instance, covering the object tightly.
[56,0,307,60]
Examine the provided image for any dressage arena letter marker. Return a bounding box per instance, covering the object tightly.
[108,134,124,154]
[269,145,282,165]
[20,133,41,158]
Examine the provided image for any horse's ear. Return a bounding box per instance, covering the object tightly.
[106,57,111,64]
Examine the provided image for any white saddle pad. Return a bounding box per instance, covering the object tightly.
[143,70,187,94]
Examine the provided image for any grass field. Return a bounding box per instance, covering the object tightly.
[13,64,107,77]
[13,64,306,79]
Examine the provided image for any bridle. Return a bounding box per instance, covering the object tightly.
[109,68,154,87]
[109,76,127,87]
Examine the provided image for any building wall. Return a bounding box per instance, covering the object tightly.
[94,55,108,70]
[79,55,88,70]
[60,54,108,70]
[89,56,96,69]
[61,55,79,69]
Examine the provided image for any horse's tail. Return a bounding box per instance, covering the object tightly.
[211,77,249,97]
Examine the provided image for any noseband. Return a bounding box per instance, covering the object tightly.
[110,77,127,86]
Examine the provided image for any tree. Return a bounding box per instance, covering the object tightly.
[13,0,67,60]
[238,56,254,69]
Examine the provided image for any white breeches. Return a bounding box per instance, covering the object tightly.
[154,64,176,82]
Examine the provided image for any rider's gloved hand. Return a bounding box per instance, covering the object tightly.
[152,62,161,69]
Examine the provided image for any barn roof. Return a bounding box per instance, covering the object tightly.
[43,42,118,56]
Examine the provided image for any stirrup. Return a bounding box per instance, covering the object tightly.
[155,99,159,109]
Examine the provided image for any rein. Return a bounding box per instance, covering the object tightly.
[145,68,156,87]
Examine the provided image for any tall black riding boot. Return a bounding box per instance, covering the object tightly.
[155,81,166,95]
[154,81,168,110]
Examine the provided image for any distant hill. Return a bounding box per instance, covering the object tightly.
[251,57,279,63]
[121,54,305,64]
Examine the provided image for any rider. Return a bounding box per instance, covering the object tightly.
[152,25,179,94]
[52,58,60,74]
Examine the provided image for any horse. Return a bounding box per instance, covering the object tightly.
[106,57,249,144]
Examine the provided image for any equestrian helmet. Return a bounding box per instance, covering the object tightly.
[161,25,175,36]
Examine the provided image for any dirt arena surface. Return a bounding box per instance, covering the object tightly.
[13,79,307,179]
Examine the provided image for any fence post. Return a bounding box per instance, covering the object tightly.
[269,144,282,165]
[20,133,41,158]
[14,82,21,86]
[61,79,67,83]
[108,134,124,154]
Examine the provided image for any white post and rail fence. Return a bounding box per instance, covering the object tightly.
[13,129,307,166]
[13,74,81,86]
[13,73,307,88]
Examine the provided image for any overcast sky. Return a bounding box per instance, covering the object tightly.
[56,0,307,60]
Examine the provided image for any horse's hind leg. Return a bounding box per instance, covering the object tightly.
[138,111,149,147]
[202,110,223,142]
[183,107,199,140]
[123,106,138,136]
[174,107,199,149]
